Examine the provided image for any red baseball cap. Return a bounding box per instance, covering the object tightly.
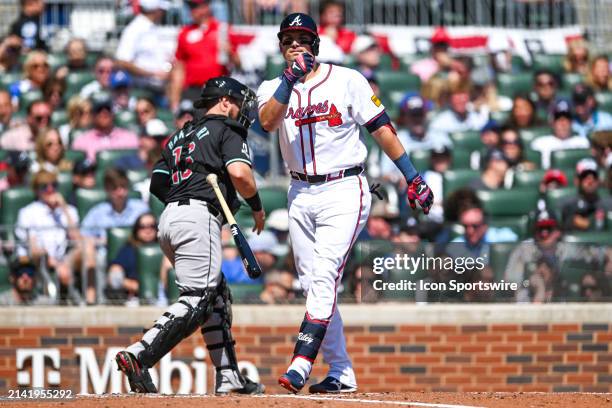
[542,169,568,187]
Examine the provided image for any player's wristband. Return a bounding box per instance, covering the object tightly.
[393,152,418,182]
[272,75,294,105]
[245,192,263,212]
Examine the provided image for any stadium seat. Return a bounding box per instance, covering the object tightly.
[520,127,552,144]
[260,186,288,213]
[377,71,420,98]
[476,189,539,217]
[450,131,481,152]
[75,188,107,219]
[562,231,611,245]
[64,150,86,163]
[229,283,263,303]
[595,92,612,111]
[489,242,519,281]
[1,187,35,230]
[532,54,565,75]
[66,72,95,96]
[57,171,73,198]
[512,169,546,189]
[489,215,531,240]
[496,72,533,97]
[442,169,480,198]
[550,149,591,170]
[452,149,471,169]
[0,72,21,90]
[96,149,137,171]
[137,244,163,303]
[0,261,11,293]
[409,150,430,171]
[544,186,576,215]
[234,205,255,230]
[265,55,286,80]
[126,169,149,185]
[48,53,67,70]
[107,227,131,263]
[19,91,43,112]
[490,110,510,124]
[149,195,165,219]
[523,149,542,168]
[115,110,137,128]
[562,73,584,90]
[51,110,68,127]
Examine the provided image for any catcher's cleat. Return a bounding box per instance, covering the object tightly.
[278,370,306,394]
[215,371,265,395]
[115,351,158,393]
[308,376,357,393]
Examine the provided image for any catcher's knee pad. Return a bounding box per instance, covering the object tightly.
[138,290,215,367]
[201,276,238,370]
[292,313,328,363]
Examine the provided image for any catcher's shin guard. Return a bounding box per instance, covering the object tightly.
[137,290,215,368]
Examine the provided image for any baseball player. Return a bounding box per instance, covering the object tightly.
[116,76,266,395]
[257,13,434,394]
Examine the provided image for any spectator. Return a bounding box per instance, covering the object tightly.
[15,170,83,302]
[221,226,251,284]
[421,145,451,224]
[106,212,171,305]
[0,99,51,151]
[0,35,23,73]
[80,168,149,242]
[561,158,611,231]
[364,200,397,240]
[411,27,453,83]
[67,158,96,206]
[0,258,53,305]
[0,89,16,133]
[80,56,114,100]
[360,69,380,97]
[110,70,135,112]
[505,93,544,129]
[135,96,158,131]
[58,96,92,146]
[587,55,612,92]
[564,38,589,75]
[267,208,290,244]
[470,121,501,169]
[468,148,510,191]
[449,204,518,258]
[9,0,46,51]
[0,151,31,193]
[42,77,66,111]
[115,0,172,98]
[71,95,139,162]
[532,70,559,121]
[9,51,50,106]
[55,38,89,80]
[500,126,537,171]
[539,169,568,204]
[318,0,355,54]
[571,84,612,138]
[247,230,288,276]
[260,270,296,304]
[528,257,563,303]
[429,85,489,135]
[580,271,610,301]
[531,100,590,169]
[31,127,73,173]
[486,33,515,77]
[591,130,612,169]
[169,0,240,111]
[175,99,194,129]
[351,35,381,77]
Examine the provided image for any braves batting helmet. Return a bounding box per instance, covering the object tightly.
[194,76,257,129]
[277,13,320,55]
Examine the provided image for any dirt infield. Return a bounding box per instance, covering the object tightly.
[3,392,612,408]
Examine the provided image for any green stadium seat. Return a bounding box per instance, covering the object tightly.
[1,187,35,230]
[532,54,565,75]
[562,231,611,245]
[157,109,174,125]
[489,242,519,281]
[260,186,287,214]
[550,149,591,170]
[0,72,21,90]
[66,72,95,96]
[137,244,163,303]
[107,227,131,263]
[96,149,137,171]
[409,150,429,172]
[265,55,286,80]
[234,205,255,230]
[496,73,533,97]
[65,150,86,163]
[562,73,584,90]
[490,110,510,124]
[411,148,469,171]
[0,150,8,162]
[51,110,68,127]
[489,215,531,240]
[452,149,471,169]
[115,110,137,128]
[476,189,539,217]
[19,91,43,112]
[229,283,263,303]
[149,195,165,219]
[545,186,576,216]
[0,261,11,293]
[76,188,142,219]
[377,71,420,97]
[48,53,67,70]
[57,171,73,198]
[450,130,481,152]
[442,169,480,198]
[512,169,546,189]
[520,127,552,144]
[126,169,149,185]
[595,92,612,111]
[523,149,542,168]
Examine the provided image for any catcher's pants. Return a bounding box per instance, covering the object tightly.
[288,174,371,386]
[158,199,223,291]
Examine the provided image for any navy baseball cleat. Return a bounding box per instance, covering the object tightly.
[115,351,157,393]
[278,370,306,394]
[309,376,357,393]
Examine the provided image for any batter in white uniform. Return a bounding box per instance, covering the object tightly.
[257,12,434,394]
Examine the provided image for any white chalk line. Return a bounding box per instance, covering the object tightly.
[264,394,486,408]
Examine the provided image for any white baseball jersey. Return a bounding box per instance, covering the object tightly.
[257,63,385,175]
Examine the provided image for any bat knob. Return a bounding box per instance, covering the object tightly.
[206,173,218,185]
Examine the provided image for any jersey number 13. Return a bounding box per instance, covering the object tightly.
[171,142,196,185]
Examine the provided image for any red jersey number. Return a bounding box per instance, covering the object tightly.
[171,142,196,184]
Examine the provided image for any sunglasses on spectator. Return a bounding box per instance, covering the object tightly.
[502,140,520,146]
[33,115,51,123]
[136,108,152,115]
[138,223,157,230]
[31,62,49,69]
[536,80,555,87]
[462,223,484,230]
[96,67,112,74]
[37,182,58,192]
[45,140,62,147]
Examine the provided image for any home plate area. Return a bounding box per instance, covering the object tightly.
[4,392,612,408]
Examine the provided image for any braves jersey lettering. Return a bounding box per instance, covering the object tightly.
[257,63,385,175]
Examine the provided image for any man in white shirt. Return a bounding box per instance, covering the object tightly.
[429,85,489,136]
[115,0,172,93]
[531,100,590,169]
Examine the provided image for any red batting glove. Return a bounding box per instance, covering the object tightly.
[407,175,434,215]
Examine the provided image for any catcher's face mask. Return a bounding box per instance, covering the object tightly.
[235,88,257,129]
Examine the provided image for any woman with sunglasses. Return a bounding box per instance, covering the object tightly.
[106,212,171,305]
[58,96,92,146]
[31,127,73,174]
[8,50,51,108]
[499,126,536,172]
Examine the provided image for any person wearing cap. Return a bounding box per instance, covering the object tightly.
[531,99,590,169]
[560,158,612,231]
[115,76,264,395]
[468,148,510,191]
[429,83,490,136]
[15,170,83,303]
[71,94,138,162]
[247,229,288,274]
[68,158,97,206]
[175,99,195,129]
[260,268,296,304]
[0,151,31,193]
[0,99,51,151]
[109,70,135,112]
[168,0,240,112]
[539,169,568,196]
[80,56,114,100]
[0,258,53,305]
[410,27,454,83]
[571,83,612,138]
[351,34,381,76]
[115,0,172,96]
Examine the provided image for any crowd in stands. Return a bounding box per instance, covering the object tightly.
[0,0,611,306]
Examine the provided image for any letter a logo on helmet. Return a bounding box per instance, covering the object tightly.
[289,15,302,26]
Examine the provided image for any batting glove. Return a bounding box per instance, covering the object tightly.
[283,53,315,84]
[407,175,434,215]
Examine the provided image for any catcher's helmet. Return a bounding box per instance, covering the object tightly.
[277,13,320,55]
[194,76,257,129]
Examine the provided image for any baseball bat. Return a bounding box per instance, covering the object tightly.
[206,173,263,279]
